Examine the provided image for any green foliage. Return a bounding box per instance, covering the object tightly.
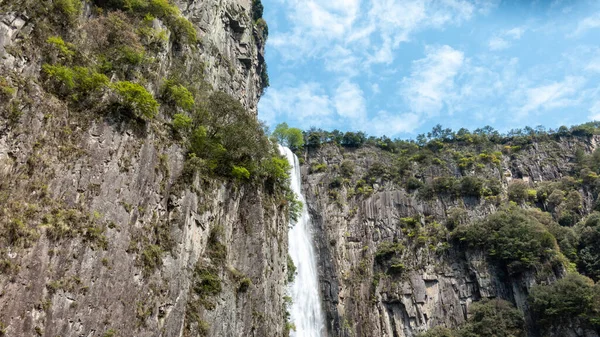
[188,92,271,180]
[170,16,198,44]
[272,123,304,150]
[459,299,526,337]
[92,0,197,44]
[252,0,264,21]
[141,244,163,276]
[455,206,559,274]
[260,64,270,92]
[287,193,303,223]
[172,113,193,133]
[46,36,76,58]
[192,265,222,308]
[375,241,404,262]
[310,162,328,173]
[417,326,454,337]
[579,213,600,281]
[162,80,195,110]
[2,218,39,248]
[43,65,109,99]
[418,299,525,337]
[529,273,600,331]
[459,176,485,198]
[507,181,531,203]
[340,160,355,178]
[406,177,424,191]
[231,165,250,180]
[0,78,16,100]
[207,226,227,263]
[111,81,159,119]
[54,0,82,23]
[255,18,269,40]
[341,131,366,147]
[103,329,117,337]
[287,254,296,283]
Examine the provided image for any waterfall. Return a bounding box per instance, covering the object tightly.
[279,145,325,337]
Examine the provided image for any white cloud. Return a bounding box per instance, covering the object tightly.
[590,102,600,120]
[371,83,380,94]
[271,0,493,67]
[587,58,600,73]
[488,26,526,50]
[258,83,335,129]
[570,12,600,37]
[505,27,525,39]
[367,111,421,135]
[489,37,509,51]
[401,45,465,116]
[516,76,585,116]
[333,81,367,121]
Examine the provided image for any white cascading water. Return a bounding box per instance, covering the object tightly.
[279,145,325,337]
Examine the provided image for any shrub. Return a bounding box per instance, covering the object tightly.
[172,113,192,133]
[54,0,82,23]
[46,36,76,58]
[310,162,327,173]
[111,81,159,119]
[170,16,197,44]
[406,177,423,191]
[231,165,250,180]
[459,176,484,198]
[252,0,264,21]
[141,244,162,275]
[417,326,454,337]
[375,241,404,262]
[508,181,530,203]
[529,273,600,331]
[432,176,458,196]
[188,91,271,179]
[340,161,355,178]
[455,206,558,274]
[417,299,525,337]
[287,255,296,283]
[192,266,222,299]
[460,298,526,337]
[579,213,600,281]
[43,65,109,99]
[207,226,227,263]
[162,81,195,110]
[255,18,268,40]
[0,78,16,100]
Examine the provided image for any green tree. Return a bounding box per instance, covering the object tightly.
[529,273,600,332]
[271,123,304,150]
[579,213,600,281]
[459,299,525,337]
[455,205,558,274]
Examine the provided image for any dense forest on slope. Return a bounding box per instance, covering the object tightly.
[295,122,600,337]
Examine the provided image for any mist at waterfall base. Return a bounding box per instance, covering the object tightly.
[279,145,325,337]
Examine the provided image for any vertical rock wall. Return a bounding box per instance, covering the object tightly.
[301,142,600,337]
[0,1,288,336]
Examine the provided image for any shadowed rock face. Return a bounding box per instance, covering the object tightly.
[301,142,600,337]
[0,1,288,336]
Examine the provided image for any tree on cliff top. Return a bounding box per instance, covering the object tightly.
[272,123,304,150]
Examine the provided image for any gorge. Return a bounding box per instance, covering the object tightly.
[0,0,599,337]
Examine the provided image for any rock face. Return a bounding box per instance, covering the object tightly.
[174,0,266,114]
[301,142,600,337]
[0,1,288,337]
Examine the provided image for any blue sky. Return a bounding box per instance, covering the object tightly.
[257,0,600,138]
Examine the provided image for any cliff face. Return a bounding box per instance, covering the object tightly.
[301,139,600,337]
[0,1,288,337]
